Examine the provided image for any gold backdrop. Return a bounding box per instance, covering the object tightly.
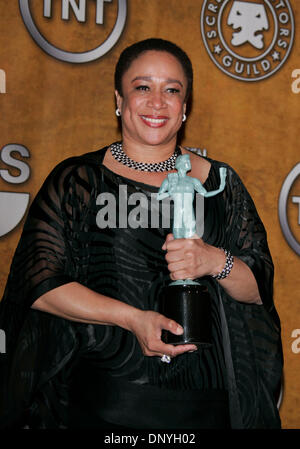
[0,0,299,429]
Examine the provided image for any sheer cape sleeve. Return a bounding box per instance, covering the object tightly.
[217,162,278,321]
[0,150,107,339]
[208,160,282,428]
[0,158,78,350]
[0,153,105,428]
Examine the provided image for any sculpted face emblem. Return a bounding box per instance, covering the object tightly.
[201,0,294,82]
[228,1,268,49]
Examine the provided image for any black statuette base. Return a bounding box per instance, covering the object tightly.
[159,283,212,348]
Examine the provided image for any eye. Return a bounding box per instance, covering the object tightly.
[166,87,180,94]
[236,10,241,16]
[135,85,149,91]
[256,14,261,18]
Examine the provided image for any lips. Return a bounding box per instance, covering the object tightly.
[140,115,168,128]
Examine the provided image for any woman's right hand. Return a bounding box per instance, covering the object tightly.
[127,309,198,359]
[32,283,198,358]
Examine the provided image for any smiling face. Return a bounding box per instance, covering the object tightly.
[115,50,188,149]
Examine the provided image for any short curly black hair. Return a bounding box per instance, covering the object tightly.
[114,38,193,102]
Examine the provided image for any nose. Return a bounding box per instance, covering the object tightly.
[147,90,166,110]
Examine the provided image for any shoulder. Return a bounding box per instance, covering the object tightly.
[182,145,239,185]
[182,145,253,204]
[181,146,211,184]
[51,146,107,173]
[42,146,108,186]
[30,147,110,210]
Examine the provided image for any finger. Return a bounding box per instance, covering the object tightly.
[165,250,185,263]
[172,344,198,354]
[167,261,188,273]
[166,237,202,252]
[166,233,175,243]
[162,233,175,250]
[161,317,183,335]
[170,270,193,281]
[159,343,198,358]
[164,237,186,251]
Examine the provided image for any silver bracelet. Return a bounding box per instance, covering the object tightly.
[212,248,234,280]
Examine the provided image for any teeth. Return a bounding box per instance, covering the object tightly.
[142,116,167,124]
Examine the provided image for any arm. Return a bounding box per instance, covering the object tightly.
[192,178,208,196]
[32,282,197,357]
[157,178,170,200]
[27,161,197,358]
[163,235,261,304]
[213,248,262,304]
[163,164,272,307]
[193,167,227,198]
[1,159,196,360]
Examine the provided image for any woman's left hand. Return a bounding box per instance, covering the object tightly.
[162,233,225,280]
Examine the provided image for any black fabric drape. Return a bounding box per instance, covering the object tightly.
[0,144,283,429]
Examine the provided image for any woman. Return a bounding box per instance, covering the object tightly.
[0,38,282,429]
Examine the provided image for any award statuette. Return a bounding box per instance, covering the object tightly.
[157,154,227,347]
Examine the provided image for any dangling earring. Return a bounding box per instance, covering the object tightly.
[182,113,187,122]
[116,108,121,117]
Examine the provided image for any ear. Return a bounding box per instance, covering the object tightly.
[183,103,187,115]
[115,90,123,112]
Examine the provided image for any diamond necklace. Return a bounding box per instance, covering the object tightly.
[110,142,181,172]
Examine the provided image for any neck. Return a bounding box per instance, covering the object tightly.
[121,135,178,163]
[178,168,188,177]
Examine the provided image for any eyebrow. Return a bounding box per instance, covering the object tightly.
[131,76,183,87]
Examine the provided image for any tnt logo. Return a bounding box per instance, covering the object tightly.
[279,163,300,256]
[43,0,112,24]
[19,0,127,63]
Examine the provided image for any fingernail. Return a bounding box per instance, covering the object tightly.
[176,326,183,335]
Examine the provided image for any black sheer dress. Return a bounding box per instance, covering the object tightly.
[0,144,283,429]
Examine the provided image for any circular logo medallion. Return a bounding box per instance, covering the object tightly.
[19,0,127,64]
[201,0,294,81]
[278,163,300,257]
